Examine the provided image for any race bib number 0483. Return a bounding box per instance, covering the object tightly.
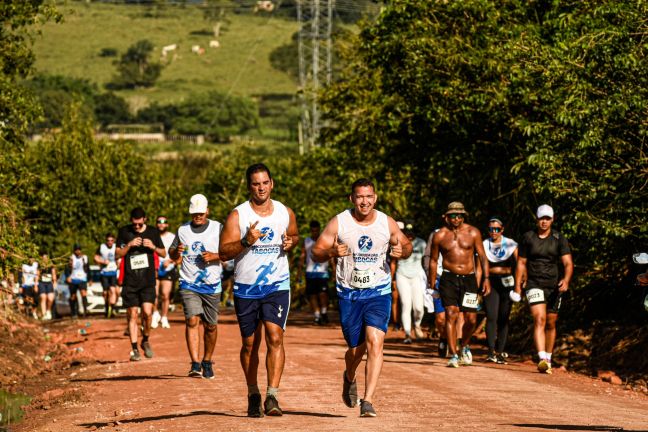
[351,269,374,289]
[130,254,149,270]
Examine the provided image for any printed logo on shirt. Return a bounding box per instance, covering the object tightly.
[191,241,206,254]
[260,227,274,244]
[358,235,373,252]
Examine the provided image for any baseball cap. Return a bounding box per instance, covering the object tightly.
[189,194,208,214]
[396,221,405,230]
[536,204,554,219]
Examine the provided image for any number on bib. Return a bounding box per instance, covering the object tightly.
[526,288,545,304]
[501,275,515,288]
[130,254,149,270]
[462,292,479,308]
[351,269,374,289]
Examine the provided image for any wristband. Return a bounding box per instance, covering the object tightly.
[240,237,250,248]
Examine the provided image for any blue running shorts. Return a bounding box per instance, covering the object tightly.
[234,290,290,338]
[338,293,391,348]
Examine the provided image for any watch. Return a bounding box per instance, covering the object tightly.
[240,237,250,248]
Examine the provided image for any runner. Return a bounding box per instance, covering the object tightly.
[220,259,235,308]
[21,257,39,318]
[94,234,119,318]
[424,229,448,357]
[153,215,177,329]
[38,253,56,320]
[428,202,491,368]
[67,245,89,318]
[391,224,426,343]
[116,207,166,361]
[219,163,299,418]
[169,194,222,379]
[297,220,333,325]
[312,178,412,417]
[482,217,518,364]
[513,205,573,374]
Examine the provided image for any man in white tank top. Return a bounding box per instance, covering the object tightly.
[219,163,299,418]
[169,194,223,380]
[312,178,412,418]
[94,233,118,318]
[67,244,89,318]
[297,220,333,325]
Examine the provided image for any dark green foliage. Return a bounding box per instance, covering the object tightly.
[109,39,163,89]
[93,92,132,126]
[99,47,118,57]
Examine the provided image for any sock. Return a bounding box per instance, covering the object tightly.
[266,386,279,399]
[248,384,260,396]
[142,335,149,343]
[131,342,138,351]
[321,307,327,314]
[314,311,321,318]
[538,351,547,360]
[546,353,552,362]
[82,296,89,314]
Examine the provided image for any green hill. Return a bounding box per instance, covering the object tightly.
[32,1,300,109]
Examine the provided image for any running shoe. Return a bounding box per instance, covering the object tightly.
[321,313,329,324]
[160,316,170,329]
[314,316,321,325]
[486,353,498,363]
[188,361,202,377]
[438,340,448,358]
[501,352,509,358]
[403,337,412,344]
[342,371,358,408]
[414,326,425,340]
[447,354,460,368]
[545,363,553,374]
[201,361,214,379]
[247,393,264,418]
[264,395,283,416]
[360,399,377,417]
[496,354,508,365]
[141,341,154,358]
[130,349,142,362]
[151,311,161,329]
[537,359,550,373]
[460,345,473,366]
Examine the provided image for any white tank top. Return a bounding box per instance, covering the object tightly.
[336,209,391,297]
[234,200,290,299]
[22,262,39,286]
[70,255,88,282]
[99,243,117,276]
[305,236,329,279]
[177,220,222,294]
[160,231,177,272]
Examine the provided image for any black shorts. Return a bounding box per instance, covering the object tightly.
[38,282,54,294]
[438,271,479,312]
[157,267,178,282]
[21,286,37,303]
[121,284,156,308]
[100,275,118,290]
[305,278,328,296]
[222,269,234,281]
[525,286,563,314]
[69,282,87,295]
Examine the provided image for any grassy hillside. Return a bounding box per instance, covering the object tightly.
[32,1,300,109]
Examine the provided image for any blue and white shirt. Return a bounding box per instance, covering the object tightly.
[305,236,329,279]
[97,243,117,276]
[233,200,291,299]
[177,220,222,295]
[70,255,88,284]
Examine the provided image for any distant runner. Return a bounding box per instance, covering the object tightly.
[67,244,89,318]
[153,215,177,329]
[297,220,333,325]
[94,233,119,318]
[38,253,57,320]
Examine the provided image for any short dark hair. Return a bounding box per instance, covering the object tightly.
[105,233,115,239]
[309,220,321,229]
[130,207,146,219]
[351,178,375,195]
[246,163,272,186]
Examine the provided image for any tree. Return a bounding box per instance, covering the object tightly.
[110,39,163,89]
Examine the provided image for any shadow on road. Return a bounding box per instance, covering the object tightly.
[78,410,244,427]
[72,374,186,382]
[510,424,644,432]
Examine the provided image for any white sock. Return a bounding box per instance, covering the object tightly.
[546,353,552,362]
[314,311,321,318]
[538,351,547,360]
[321,307,327,314]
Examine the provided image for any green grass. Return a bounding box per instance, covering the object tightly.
[33,2,300,107]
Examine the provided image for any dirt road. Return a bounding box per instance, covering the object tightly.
[16,310,648,432]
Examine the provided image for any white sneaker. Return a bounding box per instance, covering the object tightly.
[414,326,425,340]
[160,316,170,329]
[151,311,161,329]
[44,311,52,320]
[460,345,473,365]
[32,311,39,320]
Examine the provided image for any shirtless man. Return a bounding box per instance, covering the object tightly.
[429,202,490,367]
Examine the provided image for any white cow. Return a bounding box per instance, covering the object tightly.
[161,43,178,58]
[191,45,205,55]
[209,40,220,48]
[255,1,275,12]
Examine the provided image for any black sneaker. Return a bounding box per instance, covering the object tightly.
[264,395,283,416]
[130,349,142,362]
[141,341,154,358]
[314,316,321,325]
[321,313,329,324]
[360,399,377,417]
[486,352,498,363]
[188,361,202,377]
[247,393,264,418]
[342,371,358,408]
[201,361,214,379]
[496,354,508,365]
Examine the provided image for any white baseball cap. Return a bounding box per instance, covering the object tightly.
[536,204,554,219]
[189,194,208,214]
[396,221,405,230]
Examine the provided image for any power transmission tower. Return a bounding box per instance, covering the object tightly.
[297,0,334,154]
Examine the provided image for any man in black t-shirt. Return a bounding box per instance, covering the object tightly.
[116,207,166,362]
[514,204,573,375]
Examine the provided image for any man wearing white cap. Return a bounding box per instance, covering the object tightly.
[513,204,573,374]
[169,194,223,379]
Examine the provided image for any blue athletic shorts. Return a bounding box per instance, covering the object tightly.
[234,290,290,338]
[338,293,391,348]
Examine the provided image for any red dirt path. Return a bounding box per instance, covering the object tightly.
[15,310,648,432]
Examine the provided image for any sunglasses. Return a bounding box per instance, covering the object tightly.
[156,219,167,224]
[448,213,464,219]
[132,222,144,228]
[488,227,502,233]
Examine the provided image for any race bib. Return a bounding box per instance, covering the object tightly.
[41,274,52,283]
[501,275,515,288]
[351,269,374,289]
[462,292,479,308]
[105,262,117,272]
[526,288,545,304]
[130,254,149,270]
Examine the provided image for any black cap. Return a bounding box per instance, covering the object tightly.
[73,243,82,251]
